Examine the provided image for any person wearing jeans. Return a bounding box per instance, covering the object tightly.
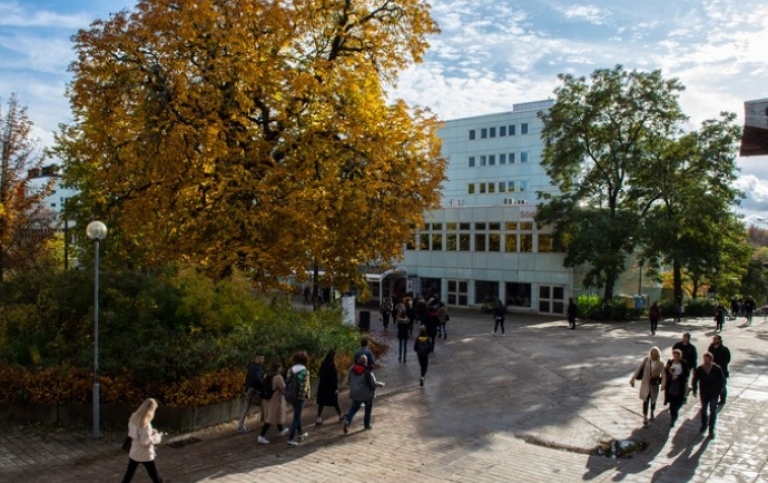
[286,351,311,447]
[414,328,431,386]
[343,355,384,433]
[692,352,726,439]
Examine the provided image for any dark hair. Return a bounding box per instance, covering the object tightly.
[323,349,336,365]
[360,338,369,347]
[292,350,309,366]
[419,327,427,337]
[270,361,282,373]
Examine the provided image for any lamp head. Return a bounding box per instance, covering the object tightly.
[86,221,108,241]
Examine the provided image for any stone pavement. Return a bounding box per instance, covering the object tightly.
[2,309,768,482]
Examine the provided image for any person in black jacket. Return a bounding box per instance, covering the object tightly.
[493,300,507,335]
[664,349,690,427]
[672,332,698,375]
[236,352,264,433]
[567,297,578,330]
[414,328,431,386]
[708,335,731,406]
[691,352,726,439]
[315,350,343,426]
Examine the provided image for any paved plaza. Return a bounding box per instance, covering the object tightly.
[2,309,768,482]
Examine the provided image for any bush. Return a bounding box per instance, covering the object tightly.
[576,294,602,320]
[659,297,716,318]
[0,264,360,407]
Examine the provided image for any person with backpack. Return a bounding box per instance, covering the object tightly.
[342,354,384,433]
[315,349,344,426]
[236,352,264,434]
[258,362,288,444]
[414,327,431,386]
[285,351,311,447]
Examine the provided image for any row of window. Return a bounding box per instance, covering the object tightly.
[407,233,554,253]
[468,123,529,141]
[468,152,528,167]
[419,222,536,231]
[468,180,529,194]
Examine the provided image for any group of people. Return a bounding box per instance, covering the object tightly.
[629,332,731,439]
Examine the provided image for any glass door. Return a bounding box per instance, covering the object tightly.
[447,280,468,306]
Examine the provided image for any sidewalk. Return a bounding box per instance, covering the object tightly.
[1,310,767,482]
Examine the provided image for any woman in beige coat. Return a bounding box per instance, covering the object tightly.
[629,346,666,426]
[258,362,288,444]
[121,398,164,483]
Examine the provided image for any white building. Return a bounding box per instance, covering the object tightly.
[401,100,581,314]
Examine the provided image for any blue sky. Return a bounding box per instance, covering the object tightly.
[2,0,768,221]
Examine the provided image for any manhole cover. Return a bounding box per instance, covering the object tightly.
[167,437,202,449]
[592,439,649,458]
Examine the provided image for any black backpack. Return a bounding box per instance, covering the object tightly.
[260,374,275,400]
[284,369,302,404]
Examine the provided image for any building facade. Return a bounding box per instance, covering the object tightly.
[401,100,581,314]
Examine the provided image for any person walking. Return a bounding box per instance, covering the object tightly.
[672,332,698,376]
[492,299,506,336]
[437,302,449,339]
[380,298,393,329]
[649,301,660,335]
[121,398,164,483]
[715,303,727,332]
[692,352,726,439]
[567,297,578,330]
[353,338,375,370]
[315,349,344,426]
[673,297,684,323]
[629,346,666,426]
[342,355,384,433]
[664,348,690,427]
[744,296,756,325]
[405,296,416,335]
[236,351,264,433]
[258,362,288,444]
[414,327,431,386]
[425,294,440,350]
[396,302,410,363]
[286,351,311,447]
[708,335,731,406]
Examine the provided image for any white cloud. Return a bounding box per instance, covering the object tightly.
[560,5,609,25]
[0,2,93,29]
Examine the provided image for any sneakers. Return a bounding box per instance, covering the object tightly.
[286,440,298,447]
[420,377,424,387]
[257,436,269,445]
[342,419,349,434]
[298,432,309,441]
[364,425,374,430]
[236,426,250,434]
[278,428,289,437]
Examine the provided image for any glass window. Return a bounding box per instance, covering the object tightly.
[446,234,457,250]
[459,234,470,251]
[479,183,486,193]
[540,285,550,299]
[480,155,486,166]
[469,129,476,140]
[447,222,457,230]
[459,222,470,230]
[521,151,528,163]
[489,127,496,138]
[519,222,533,230]
[499,182,506,193]
[519,180,528,192]
[481,128,487,139]
[468,156,475,167]
[431,233,443,251]
[508,181,515,192]
[475,281,499,304]
[505,222,518,230]
[500,125,507,136]
[488,183,495,193]
[520,234,533,252]
[489,154,495,166]
[509,125,516,135]
[538,234,552,253]
[475,222,486,230]
[509,152,515,163]
[506,282,531,307]
[419,233,430,250]
[468,184,475,194]
[500,153,506,164]
[405,233,415,250]
[432,223,442,230]
[489,222,501,230]
[488,233,501,252]
[521,123,529,134]
[505,234,517,252]
[475,234,486,251]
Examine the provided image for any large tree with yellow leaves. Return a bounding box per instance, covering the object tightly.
[57,0,445,293]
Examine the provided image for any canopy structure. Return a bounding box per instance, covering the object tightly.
[360,266,408,302]
[740,98,768,157]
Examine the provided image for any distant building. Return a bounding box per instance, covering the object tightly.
[740,98,768,157]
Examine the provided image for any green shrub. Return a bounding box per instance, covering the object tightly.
[576,294,602,320]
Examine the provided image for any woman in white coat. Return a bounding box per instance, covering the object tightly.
[121,398,164,483]
[629,346,666,426]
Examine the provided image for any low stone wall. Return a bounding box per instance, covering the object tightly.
[0,399,251,432]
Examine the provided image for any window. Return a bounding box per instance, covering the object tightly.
[508,180,515,192]
[500,153,506,164]
[509,152,515,163]
[499,181,506,193]
[488,183,495,193]
[475,234,486,252]
[469,129,476,140]
[475,222,486,230]
[468,156,475,167]
[459,234,470,251]
[475,281,499,304]
[447,222,457,230]
[419,233,430,250]
[468,184,475,194]
[489,127,496,138]
[432,223,442,230]
[446,234,457,250]
[481,128,487,139]
[521,151,528,163]
[489,154,495,166]
[489,222,501,230]
[431,233,443,251]
[505,222,519,230]
[479,183,486,193]
[508,125,516,135]
[459,222,470,230]
[405,233,416,250]
[520,222,533,230]
[480,155,486,166]
[538,234,553,253]
[488,233,501,252]
[519,180,528,192]
[505,234,517,252]
[506,282,532,307]
[521,123,529,134]
[500,126,507,136]
[520,234,533,252]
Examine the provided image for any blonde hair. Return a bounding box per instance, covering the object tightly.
[649,346,661,360]
[129,398,159,428]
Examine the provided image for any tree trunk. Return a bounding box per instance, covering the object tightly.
[673,259,683,302]
[603,271,616,303]
[312,261,319,312]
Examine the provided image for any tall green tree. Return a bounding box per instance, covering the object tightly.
[56,0,445,293]
[537,65,686,300]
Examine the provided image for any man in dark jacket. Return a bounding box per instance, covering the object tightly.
[236,352,264,433]
[672,332,698,376]
[353,338,375,370]
[567,297,578,330]
[691,352,726,439]
[342,355,384,433]
[708,335,731,406]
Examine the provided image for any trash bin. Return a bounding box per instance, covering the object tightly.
[358,310,371,331]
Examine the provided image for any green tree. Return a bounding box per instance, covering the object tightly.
[56,0,445,292]
[537,65,686,300]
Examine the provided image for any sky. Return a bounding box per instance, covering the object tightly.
[2,0,767,222]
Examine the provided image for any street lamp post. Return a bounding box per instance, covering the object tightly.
[86,221,107,440]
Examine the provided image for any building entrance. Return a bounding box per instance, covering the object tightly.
[538,285,565,314]
[447,279,468,306]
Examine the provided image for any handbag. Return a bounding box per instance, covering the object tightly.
[121,435,132,452]
[650,375,662,385]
